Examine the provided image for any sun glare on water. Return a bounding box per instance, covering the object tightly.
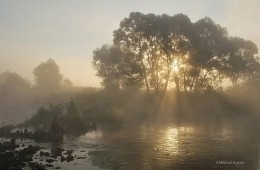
[158,126,195,156]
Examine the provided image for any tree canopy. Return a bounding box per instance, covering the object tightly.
[33,58,63,92]
[0,71,31,93]
[93,12,259,93]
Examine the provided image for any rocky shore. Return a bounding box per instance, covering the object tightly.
[0,138,87,170]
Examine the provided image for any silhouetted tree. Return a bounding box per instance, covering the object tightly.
[93,12,260,93]
[22,103,64,130]
[222,37,258,85]
[33,58,63,92]
[0,71,31,98]
[93,45,143,90]
[0,71,31,101]
[185,17,229,91]
[66,98,79,115]
[113,12,195,94]
[93,45,123,90]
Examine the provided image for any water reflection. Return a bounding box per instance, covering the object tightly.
[95,118,260,169]
[158,126,194,156]
[161,127,179,155]
[2,117,258,169]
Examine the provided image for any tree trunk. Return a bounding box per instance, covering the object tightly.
[141,60,150,94]
[174,75,180,93]
[183,71,187,92]
[163,66,172,95]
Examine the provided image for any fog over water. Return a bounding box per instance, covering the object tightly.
[1,1,260,170]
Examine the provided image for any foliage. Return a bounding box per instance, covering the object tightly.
[93,12,260,94]
[21,99,90,135]
[93,45,143,90]
[0,72,32,124]
[0,71,31,95]
[221,37,259,85]
[33,58,63,92]
[66,98,79,115]
[22,103,63,130]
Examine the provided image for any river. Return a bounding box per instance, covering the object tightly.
[1,115,260,169]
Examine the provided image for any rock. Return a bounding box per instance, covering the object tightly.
[66,155,74,162]
[34,145,41,151]
[11,138,16,145]
[21,145,40,155]
[40,151,44,156]
[55,147,64,156]
[25,157,33,162]
[3,151,15,158]
[64,150,73,155]
[0,141,18,151]
[61,156,65,162]
[46,163,53,167]
[21,162,27,167]
[43,152,50,157]
[0,142,46,170]
[46,158,54,163]
[28,162,45,170]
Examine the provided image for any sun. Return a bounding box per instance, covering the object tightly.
[172,59,180,72]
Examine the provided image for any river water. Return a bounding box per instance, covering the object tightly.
[88,116,260,170]
[1,115,260,169]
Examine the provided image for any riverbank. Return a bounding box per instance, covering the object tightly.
[0,136,102,170]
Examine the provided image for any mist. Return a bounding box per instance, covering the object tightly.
[1,1,260,169]
[0,59,98,125]
[1,51,259,169]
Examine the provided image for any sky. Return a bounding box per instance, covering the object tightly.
[0,0,259,87]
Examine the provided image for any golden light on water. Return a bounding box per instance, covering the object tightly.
[158,126,195,156]
[163,127,179,155]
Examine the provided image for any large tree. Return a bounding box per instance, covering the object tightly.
[93,12,260,93]
[113,12,194,94]
[93,45,124,90]
[183,17,230,91]
[0,71,31,95]
[0,72,32,124]
[33,58,63,92]
[222,37,258,85]
[93,45,143,90]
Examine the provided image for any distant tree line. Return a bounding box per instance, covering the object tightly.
[0,58,76,124]
[93,12,260,94]
[0,58,74,95]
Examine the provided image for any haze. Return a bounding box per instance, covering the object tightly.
[0,0,259,87]
[1,1,260,169]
